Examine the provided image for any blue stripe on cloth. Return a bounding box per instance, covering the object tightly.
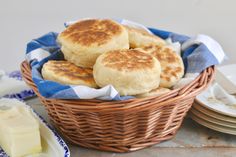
[148,27,171,39]
[184,44,218,73]
[181,44,198,73]
[35,32,59,47]
[26,41,44,54]
[26,32,60,54]
[169,33,190,44]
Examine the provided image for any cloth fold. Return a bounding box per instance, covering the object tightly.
[25,19,225,100]
[209,82,236,106]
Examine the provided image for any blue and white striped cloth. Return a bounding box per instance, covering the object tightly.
[25,19,225,100]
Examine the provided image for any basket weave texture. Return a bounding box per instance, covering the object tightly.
[21,60,214,152]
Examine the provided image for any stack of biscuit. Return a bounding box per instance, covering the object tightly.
[42,19,184,97]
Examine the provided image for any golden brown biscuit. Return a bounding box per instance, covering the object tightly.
[139,45,184,88]
[41,60,98,88]
[58,19,129,68]
[124,26,166,48]
[93,49,161,96]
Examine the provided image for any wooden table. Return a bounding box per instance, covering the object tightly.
[27,98,236,157]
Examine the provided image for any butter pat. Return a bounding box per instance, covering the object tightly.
[0,106,42,157]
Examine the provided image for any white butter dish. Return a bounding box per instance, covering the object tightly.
[0,98,70,157]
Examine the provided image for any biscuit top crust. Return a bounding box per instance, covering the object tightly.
[125,26,165,42]
[101,49,155,71]
[59,19,124,46]
[43,60,95,83]
[141,45,184,81]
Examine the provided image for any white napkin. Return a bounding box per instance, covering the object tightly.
[209,82,236,106]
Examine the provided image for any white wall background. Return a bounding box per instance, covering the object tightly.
[0,0,235,71]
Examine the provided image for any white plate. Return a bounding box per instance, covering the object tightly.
[196,83,236,117]
[190,107,236,128]
[0,98,70,157]
[215,64,236,94]
[189,113,236,135]
[0,71,35,100]
[192,102,236,123]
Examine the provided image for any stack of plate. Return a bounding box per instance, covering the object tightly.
[189,83,236,135]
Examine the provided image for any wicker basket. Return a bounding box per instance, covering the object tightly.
[21,60,214,152]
